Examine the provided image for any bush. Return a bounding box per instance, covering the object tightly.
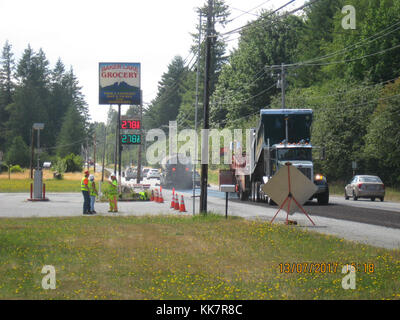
[10,165,23,173]
[64,153,83,172]
[52,158,67,179]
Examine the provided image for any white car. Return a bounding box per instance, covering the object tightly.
[147,169,160,179]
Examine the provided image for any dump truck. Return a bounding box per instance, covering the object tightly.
[227,109,329,205]
[160,153,193,189]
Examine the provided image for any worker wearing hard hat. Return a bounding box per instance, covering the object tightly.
[81,170,91,214]
[108,173,118,212]
[88,175,98,214]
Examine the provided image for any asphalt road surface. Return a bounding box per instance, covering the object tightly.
[230,195,400,230]
[129,179,400,230]
[1,176,399,249]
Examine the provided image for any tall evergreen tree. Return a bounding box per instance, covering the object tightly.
[0,40,15,150]
[6,45,51,148]
[144,56,188,129]
[56,103,86,157]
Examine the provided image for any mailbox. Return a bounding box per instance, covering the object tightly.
[220,184,236,219]
[220,184,236,193]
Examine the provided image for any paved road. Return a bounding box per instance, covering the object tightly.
[158,186,400,250]
[1,178,399,249]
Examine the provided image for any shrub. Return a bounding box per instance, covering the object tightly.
[10,165,23,173]
[64,153,83,172]
[52,158,67,179]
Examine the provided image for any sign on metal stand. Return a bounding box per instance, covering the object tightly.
[28,123,49,201]
[99,62,141,186]
[220,184,236,219]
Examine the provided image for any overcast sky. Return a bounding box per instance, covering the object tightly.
[0,0,305,123]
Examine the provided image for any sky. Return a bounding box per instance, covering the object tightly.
[0,0,305,124]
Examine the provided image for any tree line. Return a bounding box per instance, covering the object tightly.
[142,0,400,186]
[0,42,90,169]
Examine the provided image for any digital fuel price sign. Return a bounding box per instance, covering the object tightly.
[120,119,141,130]
[120,134,141,145]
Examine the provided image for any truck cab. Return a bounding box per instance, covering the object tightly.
[231,109,329,205]
[266,142,329,204]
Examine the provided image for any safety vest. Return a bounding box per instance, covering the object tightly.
[89,181,97,196]
[81,177,89,191]
[139,191,148,200]
[109,180,118,195]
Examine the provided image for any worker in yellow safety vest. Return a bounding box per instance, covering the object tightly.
[89,175,98,214]
[108,173,118,212]
[81,170,91,215]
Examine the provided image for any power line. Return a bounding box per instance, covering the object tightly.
[263,20,400,69]
[286,77,399,102]
[228,0,273,21]
[222,0,297,37]
[294,43,400,67]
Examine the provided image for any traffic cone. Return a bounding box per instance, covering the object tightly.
[150,189,154,201]
[155,189,159,203]
[159,188,164,203]
[170,192,175,208]
[179,195,187,213]
[174,193,180,210]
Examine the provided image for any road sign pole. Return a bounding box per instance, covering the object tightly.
[137,91,143,184]
[118,104,122,188]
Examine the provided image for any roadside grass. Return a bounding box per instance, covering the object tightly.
[0,170,104,193]
[0,214,399,300]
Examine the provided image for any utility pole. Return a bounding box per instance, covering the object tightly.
[193,11,202,215]
[86,138,89,170]
[114,105,119,176]
[118,104,122,184]
[281,63,286,110]
[93,132,97,174]
[102,125,107,182]
[30,127,34,179]
[200,0,213,214]
[137,91,143,184]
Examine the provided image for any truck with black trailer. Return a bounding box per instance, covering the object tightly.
[160,153,194,189]
[225,109,329,205]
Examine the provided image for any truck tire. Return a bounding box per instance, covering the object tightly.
[317,189,329,205]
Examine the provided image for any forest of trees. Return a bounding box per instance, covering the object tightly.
[0,42,91,170]
[142,0,400,186]
[1,0,400,186]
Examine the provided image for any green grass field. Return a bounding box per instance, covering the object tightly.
[0,179,81,193]
[0,215,399,300]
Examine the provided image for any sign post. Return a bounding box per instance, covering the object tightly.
[352,161,357,177]
[220,185,236,219]
[29,123,49,201]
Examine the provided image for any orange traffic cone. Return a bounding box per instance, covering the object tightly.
[150,189,154,201]
[170,192,175,208]
[155,189,159,203]
[159,188,164,203]
[174,193,180,210]
[179,195,187,212]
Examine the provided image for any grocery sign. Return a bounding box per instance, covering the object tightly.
[99,62,141,105]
